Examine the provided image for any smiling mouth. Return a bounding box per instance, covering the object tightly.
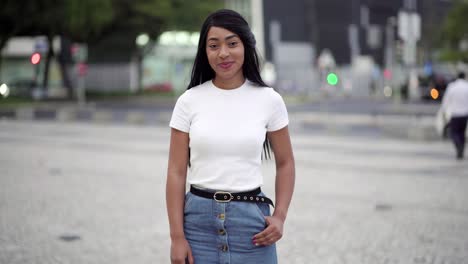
[219,62,234,69]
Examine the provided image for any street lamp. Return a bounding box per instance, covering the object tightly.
[135,33,151,92]
[136,33,150,47]
[0,83,9,98]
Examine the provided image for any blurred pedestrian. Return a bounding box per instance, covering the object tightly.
[166,9,295,264]
[440,72,468,160]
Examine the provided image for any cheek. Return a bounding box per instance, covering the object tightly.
[238,52,245,68]
[206,51,217,67]
[237,47,245,65]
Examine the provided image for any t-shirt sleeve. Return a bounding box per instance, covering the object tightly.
[169,93,191,133]
[266,91,289,132]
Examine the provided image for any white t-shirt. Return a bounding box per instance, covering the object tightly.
[169,80,289,192]
[441,79,468,117]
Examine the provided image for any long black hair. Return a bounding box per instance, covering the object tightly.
[187,9,272,160]
[187,9,268,89]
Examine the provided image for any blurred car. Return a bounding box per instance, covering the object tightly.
[418,73,454,101]
[7,79,36,97]
[143,82,173,92]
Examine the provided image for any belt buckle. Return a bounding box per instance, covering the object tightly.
[213,191,233,203]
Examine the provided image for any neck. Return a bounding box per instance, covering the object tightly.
[213,75,245,90]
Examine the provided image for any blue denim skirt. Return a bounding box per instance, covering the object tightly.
[184,191,278,264]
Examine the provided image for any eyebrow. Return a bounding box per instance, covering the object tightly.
[207,34,238,42]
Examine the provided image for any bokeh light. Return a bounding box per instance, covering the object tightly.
[136,33,150,47]
[327,72,339,86]
[383,86,393,97]
[430,88,439,100]
[190,32,200,46]
[31,53,41,65]
[175,32,190,45]
[383,69,392,80]
[0,83,10,98]
[159,31,199,46]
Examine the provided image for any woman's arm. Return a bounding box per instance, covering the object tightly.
[253,126,295,246]
[269,126,295,222]
[166,128,193,263]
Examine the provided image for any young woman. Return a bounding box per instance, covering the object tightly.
[166,9,295,264]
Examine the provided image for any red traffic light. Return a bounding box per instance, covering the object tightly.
[383,69,392,80]
[31,52,41,65]
[77,63,88,76]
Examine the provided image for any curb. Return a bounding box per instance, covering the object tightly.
[1,107,172,126]
[1,107,444,141]
[292,113,443,141]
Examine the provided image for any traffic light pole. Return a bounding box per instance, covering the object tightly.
[31,52,44,100]
[72,44,88,108]
[395,0,420,104]
[76,68,86,108]
[403,0,420,102]
[384,16,397,101]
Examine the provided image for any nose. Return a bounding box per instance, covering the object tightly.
[218,44,229,59]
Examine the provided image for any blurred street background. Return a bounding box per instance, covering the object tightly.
[1,0,468,263]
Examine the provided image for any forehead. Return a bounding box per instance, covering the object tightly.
[206,26,239,41]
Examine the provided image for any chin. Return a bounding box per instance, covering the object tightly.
[215,72,234,80]
[218,70,242,80]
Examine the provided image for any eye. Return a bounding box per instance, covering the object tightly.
[228,41,238,47]
[208,44,218,49]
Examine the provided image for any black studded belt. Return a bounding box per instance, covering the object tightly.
[190,185,274,207]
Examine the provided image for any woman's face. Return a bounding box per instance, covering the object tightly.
[206,26,245,84]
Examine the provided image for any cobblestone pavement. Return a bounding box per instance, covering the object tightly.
[0,120,467,264]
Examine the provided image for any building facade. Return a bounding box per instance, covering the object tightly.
[263,0,453,66]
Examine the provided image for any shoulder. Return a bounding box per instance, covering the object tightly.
[261,87,285,106]
[453,79,468,85]
[246,81,283,100]
[449,79,468,92]
[177,81,212,102]
[245,83,287,113]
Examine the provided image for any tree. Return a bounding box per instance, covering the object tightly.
[0,1,46,74]
[60,0,116,98]
[439,0,468,62]
[0,1,20,51]
[168,0,223,31]
[0,0,105,96]
[0,0,222,98]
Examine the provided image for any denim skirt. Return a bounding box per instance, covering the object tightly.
[184,191,278,264]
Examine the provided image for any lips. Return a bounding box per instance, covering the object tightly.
[218,62,234,69]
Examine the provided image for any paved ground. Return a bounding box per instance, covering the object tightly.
[0,120,467,264]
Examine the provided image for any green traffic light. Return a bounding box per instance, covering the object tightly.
[327,73,339,86]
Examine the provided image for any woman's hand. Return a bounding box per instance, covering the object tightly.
[252,215,284,246]
[170,237,194,264]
